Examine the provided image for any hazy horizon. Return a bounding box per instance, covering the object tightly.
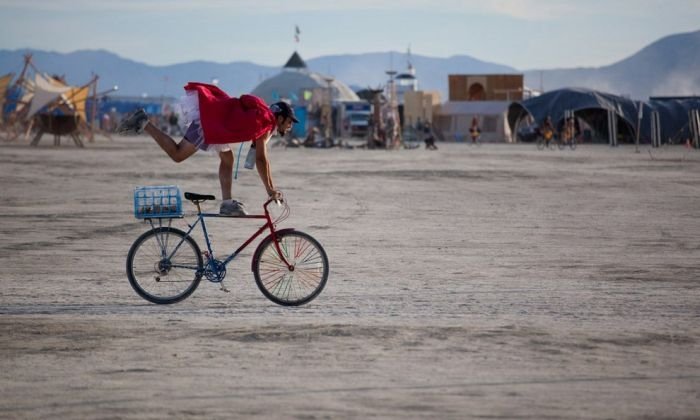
[1,0,699,71]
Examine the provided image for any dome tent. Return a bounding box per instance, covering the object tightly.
[507,88,644,143]
[251,52,359,105]
[508,88,700,144]
[648,96,700,144]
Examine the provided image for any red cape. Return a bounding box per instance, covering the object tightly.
[184,82,275,144]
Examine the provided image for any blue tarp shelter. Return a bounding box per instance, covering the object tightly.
[508,88,700,144]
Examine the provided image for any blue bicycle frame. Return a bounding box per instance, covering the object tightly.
[147,199,294,273]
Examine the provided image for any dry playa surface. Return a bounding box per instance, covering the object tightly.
[1,137,699,419]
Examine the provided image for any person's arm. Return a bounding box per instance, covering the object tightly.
[254,132,281,199]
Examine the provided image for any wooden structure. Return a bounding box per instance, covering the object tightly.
[403,90,441,127]
[1,54,100,147]
[448,74,524,102]
[30,114,84,147]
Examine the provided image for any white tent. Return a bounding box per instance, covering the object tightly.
[27,74,72,117]
[434,101,512,142]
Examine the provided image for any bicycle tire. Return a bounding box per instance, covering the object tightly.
[252,230,329,306]
[126,227,203,304]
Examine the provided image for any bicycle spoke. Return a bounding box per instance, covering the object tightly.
[299,248,321,265]
[264,275,285,292]
[259,258,289,270]
[129,229,200,302]
[253,232,328,305]
[260,269,285,283]
[293,270,322,289]
[294,239,312,259]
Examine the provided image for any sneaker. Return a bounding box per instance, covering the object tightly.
[219,200,248,216]
[117,108,149,135]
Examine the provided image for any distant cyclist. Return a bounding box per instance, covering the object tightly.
[562,117,576,145]
[540,116,556,147]
[118,82,297,216]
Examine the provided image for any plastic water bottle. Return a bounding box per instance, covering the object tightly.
[244,144,256,169]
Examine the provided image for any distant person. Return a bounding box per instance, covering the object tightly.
[562,117,576,145]
[423,121,438,150]
[540,116,555,147]
[167,111,182,136]
[386,116,398,149]
[117,82,297,216]
[101,113,112,132]
[469,116,481,144]
[304,126,318,147]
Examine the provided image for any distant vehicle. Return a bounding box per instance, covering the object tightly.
[339,101,371,137]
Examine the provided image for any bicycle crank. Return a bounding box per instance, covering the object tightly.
[204,258,227,283]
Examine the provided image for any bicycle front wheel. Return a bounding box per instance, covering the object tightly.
[252,230,329,306]
[126,227,203,304]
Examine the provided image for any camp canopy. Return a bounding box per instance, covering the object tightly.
[508,87,700,144]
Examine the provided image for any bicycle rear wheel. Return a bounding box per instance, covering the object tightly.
[126,227,203,304]
[252,230,329,306]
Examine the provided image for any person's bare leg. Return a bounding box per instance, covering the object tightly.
[218,150,234,200]
[144,122,197,162]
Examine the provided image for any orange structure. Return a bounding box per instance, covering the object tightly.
[448,74,524,102]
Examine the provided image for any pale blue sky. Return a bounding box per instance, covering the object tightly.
[1,0,699,70]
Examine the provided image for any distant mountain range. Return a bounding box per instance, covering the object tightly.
[523,30,700,99]
[1,29,699,100]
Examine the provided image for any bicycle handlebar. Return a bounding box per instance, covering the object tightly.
[263,196,286,211]
[263,195,290,225]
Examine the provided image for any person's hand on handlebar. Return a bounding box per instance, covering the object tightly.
[268,189,283,202]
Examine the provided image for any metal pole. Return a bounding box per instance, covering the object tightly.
[607,110,612,146]
[564,109,572,146]
[90,75,99,142]
[691,109,700,149]
[608,109,617,147]
[635,101,642,153]
[651,111,660,148]
[656,111,661,148]
[689,110,695,149]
